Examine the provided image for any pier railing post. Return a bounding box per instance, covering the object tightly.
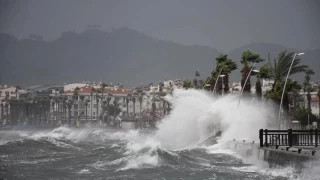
[259,129,263,147]
[288,128,293,147]
[315,129,318,148]
[265,129,268,147]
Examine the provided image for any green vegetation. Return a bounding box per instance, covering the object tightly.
[178,50,316,129]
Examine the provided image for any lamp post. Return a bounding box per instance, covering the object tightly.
[220,75,226,96]
[213,69,223,95]
[237,62,259,108]
[278,52,304,129]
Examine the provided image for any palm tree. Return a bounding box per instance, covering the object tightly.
[317,85,320,119]
[107,95,112,124]
[90,87,95,122]
[113,98,118,119]
[0,103,3,123]
[240,50,264,93]
[132,97,136,120]
[193,71,200,89]
[254,65,271,99]
[101,83,107,96]
[101,100,107,123]
[67,99,73,125]
[138,94,143,127]
[266,51,309,111]
[304,68,315,113]
[126,97,130,117]
[95,93,100,122]
[85,99,90,124]
[267,51,308,84]
[209,54,237,94]
[100,83,107,117]
[51,99,55,123]
[73,87,80,124]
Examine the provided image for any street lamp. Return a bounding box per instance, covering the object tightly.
[237,62,259,108]
[220,75,226,96]
[213,69,223,95]
[278,52,304,129]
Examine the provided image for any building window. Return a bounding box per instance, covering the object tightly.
[94,104,97,108]
[93,96,96,100]
[93,112,96,116]
[74,104,78,109]
[79,104,85,109]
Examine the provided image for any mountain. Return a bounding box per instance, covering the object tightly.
[0,28,221,87]
[0,28,319,88]
[227,43,320,83]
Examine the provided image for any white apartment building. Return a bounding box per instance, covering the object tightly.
[52,86,141,121]
[0,87,19,101]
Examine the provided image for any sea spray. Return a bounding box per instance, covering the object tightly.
[153,89,274,150]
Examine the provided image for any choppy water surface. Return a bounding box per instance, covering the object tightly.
[0,90,319,180]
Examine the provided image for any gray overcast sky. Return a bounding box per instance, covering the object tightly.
[0,0,319,52]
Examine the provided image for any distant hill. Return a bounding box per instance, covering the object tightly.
[0,28,319,87]
[0,28,221,87]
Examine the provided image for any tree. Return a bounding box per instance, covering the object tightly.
[194,71,200,89]
[288,81,303,118]
[95,94,100,121]
[138,95,143,127]
[107,95,112,124]
[0,103,3,123]
[304,68,315,113]
[73,87,80,123]
[126,97,130,117]
[210,54,237,94]
[100,83,107,117]
[85,99,90,124]
[195,71,200,77]
[113,98,119,119]
[90,87,95,121]
[265,51,309,113]
[240,50,264,93]
[295,106,318,127]
[267,51,308,84]
[132,97,136,120]
[183,80,193,89]
[67,99,73,125]
[254,65,271,99]
[159,82,164,92]
[318,85,320,119]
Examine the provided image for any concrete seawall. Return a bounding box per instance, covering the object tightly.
[226,140,320,168]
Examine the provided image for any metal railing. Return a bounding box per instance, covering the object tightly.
[259,129,320,148]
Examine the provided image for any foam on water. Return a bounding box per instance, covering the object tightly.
[1,89,320,179]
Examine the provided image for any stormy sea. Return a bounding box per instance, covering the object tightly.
[0,89,319,180]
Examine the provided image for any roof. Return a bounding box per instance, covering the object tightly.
[311,97,319,102]
[64,86,133,95]
[25,85,63,92]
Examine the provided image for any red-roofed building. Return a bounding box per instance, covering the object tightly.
[59,86,140,121]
